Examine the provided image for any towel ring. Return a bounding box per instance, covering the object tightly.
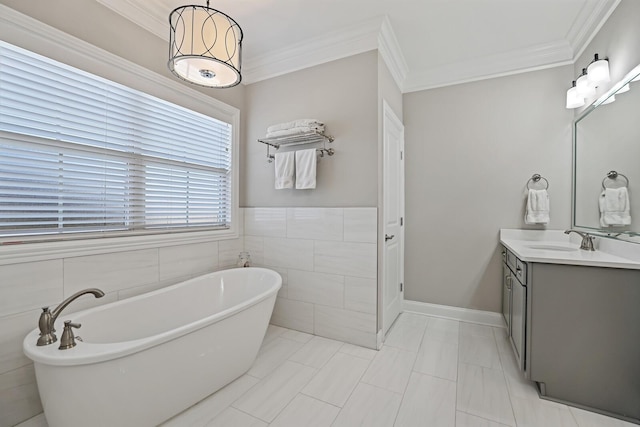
[527,174,549,190]
[602,170,629,189]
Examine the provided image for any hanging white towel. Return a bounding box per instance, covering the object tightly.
[274,151,295,189]
[599,187,631,226]
[295,149,317,189]
[525,189,550,224]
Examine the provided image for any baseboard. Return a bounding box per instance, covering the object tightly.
[403,300,505,328]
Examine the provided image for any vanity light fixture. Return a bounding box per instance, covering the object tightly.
[566,81,585,109]
[168,0,243,88]
[566,53,610,109]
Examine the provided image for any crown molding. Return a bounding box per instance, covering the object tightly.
[403,40,574,93]
[37,0,625,91]
[242,17,382,84]
[566,0,620,60]
[96,0,168,41]
[378,16,409,92]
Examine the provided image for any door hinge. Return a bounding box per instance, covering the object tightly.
[400,150,403,160]
[400,217,403,226]
[400,282,403,292]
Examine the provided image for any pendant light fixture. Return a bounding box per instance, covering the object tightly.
[168,1,243,88]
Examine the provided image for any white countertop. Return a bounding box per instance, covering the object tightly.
[500,229,640,270]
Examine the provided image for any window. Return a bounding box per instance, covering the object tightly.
[0,41,234,243]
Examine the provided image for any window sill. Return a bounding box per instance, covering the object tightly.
[0,228,239,266]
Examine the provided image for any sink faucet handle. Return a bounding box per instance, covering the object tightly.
[59,320,82,350]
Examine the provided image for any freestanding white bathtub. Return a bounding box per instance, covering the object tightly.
[23,267,281,427]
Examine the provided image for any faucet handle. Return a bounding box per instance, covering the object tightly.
[59,320,82,350]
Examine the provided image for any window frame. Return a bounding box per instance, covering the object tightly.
[0,7,240,265]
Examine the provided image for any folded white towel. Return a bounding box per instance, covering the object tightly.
[525,189,550,224]
[266,125,324,138]
[295,149,317,189]
[274,151,295,189]
[599,187,631,226]
[267,119,323,134]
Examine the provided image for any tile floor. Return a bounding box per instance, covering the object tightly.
[20,312,636,427]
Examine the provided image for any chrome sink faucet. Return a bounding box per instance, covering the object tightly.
[37,288,105,346]
[564,230,596,251]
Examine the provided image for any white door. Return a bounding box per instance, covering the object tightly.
[382,101,404,336]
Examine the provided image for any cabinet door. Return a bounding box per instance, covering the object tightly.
[510,276,526,371]
[502,263,512,334]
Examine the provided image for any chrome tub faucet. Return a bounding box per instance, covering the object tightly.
[564,229,596,251]
[36,288,105,346]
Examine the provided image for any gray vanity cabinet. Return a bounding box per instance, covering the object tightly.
[501,245,640,423]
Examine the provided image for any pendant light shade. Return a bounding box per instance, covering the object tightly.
[168,1,243,88]
[566,81,585,109]
[587,54,610,85]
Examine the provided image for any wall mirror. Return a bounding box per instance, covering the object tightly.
[573,63,640,243]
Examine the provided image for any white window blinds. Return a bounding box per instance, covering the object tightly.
[0,41,233,241]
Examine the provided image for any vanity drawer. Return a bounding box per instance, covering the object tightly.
[515,259,527,285]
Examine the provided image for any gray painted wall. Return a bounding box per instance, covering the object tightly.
[242,51,379,207]
[403,66,574,312]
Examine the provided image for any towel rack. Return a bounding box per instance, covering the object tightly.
[258,130,335,163]
[527,174,549,190]
[602,170,629,189]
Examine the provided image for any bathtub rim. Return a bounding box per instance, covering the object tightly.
[23,267,281,367]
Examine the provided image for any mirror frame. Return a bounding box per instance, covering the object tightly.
[571,63,640,243]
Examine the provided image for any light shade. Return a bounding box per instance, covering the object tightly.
[587,54,610,85]
[566,81,585,109]
[168,2,243,88]
[576,68,596,97]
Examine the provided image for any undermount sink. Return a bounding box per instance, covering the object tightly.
[524,243,579,252]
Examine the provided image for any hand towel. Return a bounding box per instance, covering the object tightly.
[525,189,550,224]
[267,119,323,134]
[266,124,325,138]
[599,187,631,226]
[274,151,295,189]
[295,149,317,189]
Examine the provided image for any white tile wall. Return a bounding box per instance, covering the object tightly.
[0,260,63,318]
[244,207,287,237]
[286,208,343,241]
[64,249,159,294]
[244,207,379,349]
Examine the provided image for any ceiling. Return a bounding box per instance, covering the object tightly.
[96,0,620,93]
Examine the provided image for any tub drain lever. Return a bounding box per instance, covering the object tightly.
[59,321,81,350]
